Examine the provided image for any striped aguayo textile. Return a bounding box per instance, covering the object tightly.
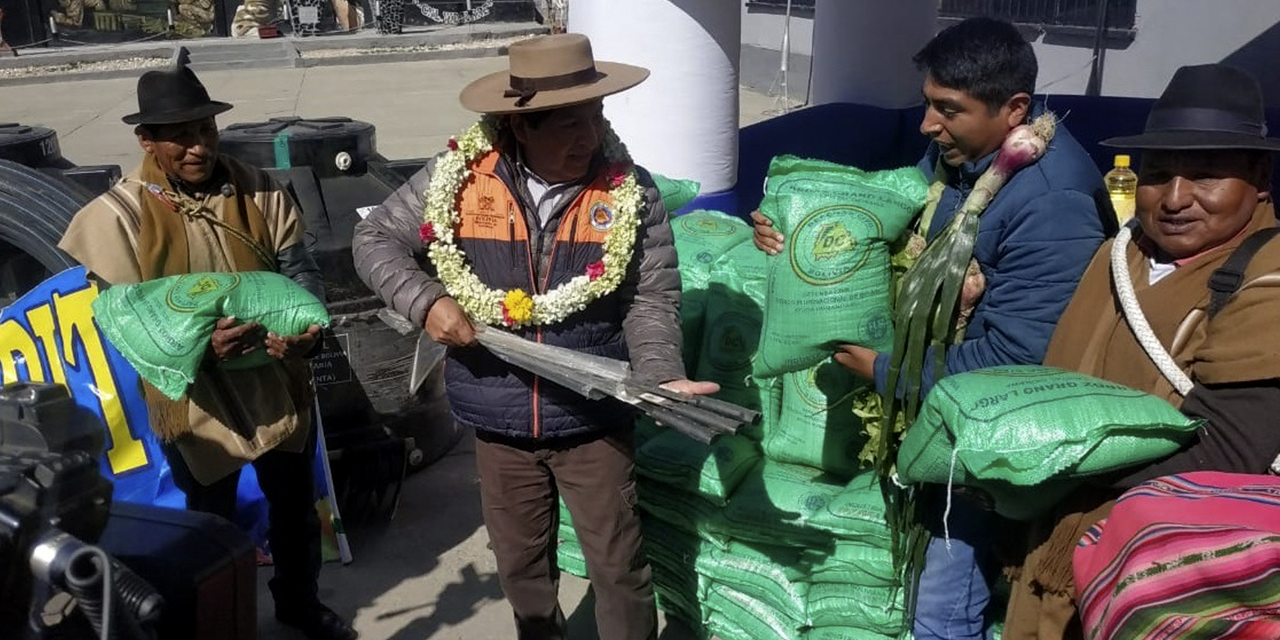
[1074,472,1280,640]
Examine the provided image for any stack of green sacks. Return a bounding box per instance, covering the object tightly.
[553,161,921,639]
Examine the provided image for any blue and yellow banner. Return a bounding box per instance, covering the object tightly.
[0,266,348,561]
[0,266,183,506]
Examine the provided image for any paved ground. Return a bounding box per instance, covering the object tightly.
[3,31,795,640]
[4,36,795,171]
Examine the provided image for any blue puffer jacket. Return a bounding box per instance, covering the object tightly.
[874,115,1110,395]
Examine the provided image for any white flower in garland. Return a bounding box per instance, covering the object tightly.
[419,115,643,329]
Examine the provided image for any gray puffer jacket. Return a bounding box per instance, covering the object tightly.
[352,151,686,439]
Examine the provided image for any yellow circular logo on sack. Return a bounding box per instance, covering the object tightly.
[678,214,738,237]
[789,205,881,285]
[166,273,241,312]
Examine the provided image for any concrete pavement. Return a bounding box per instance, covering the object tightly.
[4,52,789,172]
[4,43,793,640]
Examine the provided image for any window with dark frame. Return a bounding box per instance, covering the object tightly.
[939,0,1137,31]
[745,1,1137,37]
[745,0,816,19]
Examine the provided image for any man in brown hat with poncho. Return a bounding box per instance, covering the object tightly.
[353,33,717,640]
[58,51,356,640]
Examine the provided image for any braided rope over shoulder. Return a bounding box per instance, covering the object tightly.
[1110,223,1195,396]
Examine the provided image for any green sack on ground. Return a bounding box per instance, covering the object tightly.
[652,172,702,213]
[804,626,898,640]
[805,581,906,633]
[705,585,803,640]
[896,366,1200,517]
[807,470,893,545]
[802,539,898,586]
[671,210,754,375]
[638,479,730,546]
[643,517,710,627]
[636,430,762,506]
[720,459,847,548]
[763,360,868,479]
[92,271,329,400]
[754,157,928,379]
[697,550,811,626]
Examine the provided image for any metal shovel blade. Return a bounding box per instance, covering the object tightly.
[408,332,447,396]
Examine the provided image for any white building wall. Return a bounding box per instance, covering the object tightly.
[742,4,814,55]
[741,0,1280,103]
[1033,0,1280,100]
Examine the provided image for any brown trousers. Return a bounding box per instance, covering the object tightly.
[475,429,656,640]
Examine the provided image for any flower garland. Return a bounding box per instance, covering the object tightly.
[420,115,644,328]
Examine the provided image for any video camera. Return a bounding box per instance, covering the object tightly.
[0,382,163,640]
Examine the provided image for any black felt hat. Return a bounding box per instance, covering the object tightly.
[1102,63,1280,151]
[121,47,233,125]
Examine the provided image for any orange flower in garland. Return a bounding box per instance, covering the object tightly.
[501,290,535,327]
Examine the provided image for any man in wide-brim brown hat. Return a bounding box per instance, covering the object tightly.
[353,33,718,640]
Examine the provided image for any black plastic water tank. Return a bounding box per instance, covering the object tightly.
[0,123,73,169]
[218,116,456,473]
[219,117,376,179]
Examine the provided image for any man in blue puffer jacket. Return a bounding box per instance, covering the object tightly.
[754,17,1110,640]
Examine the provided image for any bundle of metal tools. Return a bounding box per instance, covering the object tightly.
[474,326,759,444]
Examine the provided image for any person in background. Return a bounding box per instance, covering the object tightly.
[753,17,1109,640]
[58,56,355,640]
[1004,62,1280,640]
[351,33,717,640]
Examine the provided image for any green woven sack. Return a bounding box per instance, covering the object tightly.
[807,470,893,545]
[803,540,897,586]
[636,430,761,505]
[804,626,898,640]
[92,271,329,400]
[720,460,848,547]
[706,585,803,640]
[696,556,809,626]
[652,172,702,213]
[806,581,906,634]
[694,240,770,414]
[671,210,753,372]
[754,156,928,379]
[896,366,1200,516]
[763,360,868,479]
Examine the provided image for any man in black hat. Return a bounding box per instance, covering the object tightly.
[1004,62,1280,638]
[58,54,357,640]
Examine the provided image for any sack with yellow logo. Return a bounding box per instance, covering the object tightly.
[92,271,329,400]
[754,157,928,379]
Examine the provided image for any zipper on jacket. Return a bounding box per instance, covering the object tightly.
[523,218,543,438]
[532,327,543,438]
[508,202,518,264]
